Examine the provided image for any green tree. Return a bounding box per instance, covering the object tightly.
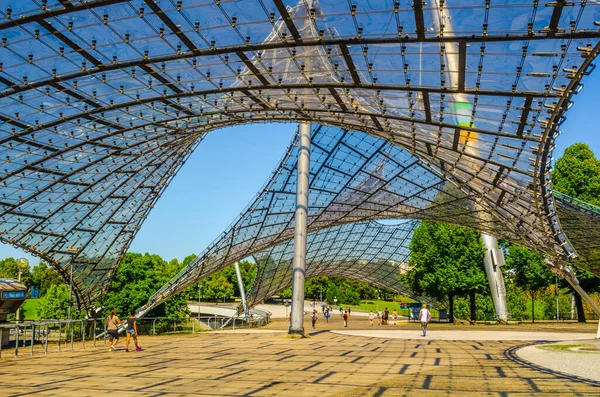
[552,143,600,321]
[200,274,235,301]
[552,143,600,206]
[0,257,33,287]
[31,262,64,295]
[100,253,189,319]
[38,284,70,319]
[339,288,361,305]
[504,244,553,322]
[559,267,600,322]
[402,221,487,322]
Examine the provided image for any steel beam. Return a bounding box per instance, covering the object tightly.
[481,234,509,322]
[549,262,600,339]
[3,32,596,100]
[289,122,311,335]
[234,261,249,319]
[273,0,302,43]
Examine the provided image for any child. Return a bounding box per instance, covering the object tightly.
[368,311,374,326]
[311,310,318,329]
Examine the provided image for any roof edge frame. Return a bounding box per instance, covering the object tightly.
[537,40,600,260]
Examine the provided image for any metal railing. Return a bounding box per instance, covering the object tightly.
[0,313,270,359]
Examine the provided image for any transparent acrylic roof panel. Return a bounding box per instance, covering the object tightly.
[1,0,599,307]
[138,124,522,314]
[246,219,442,309]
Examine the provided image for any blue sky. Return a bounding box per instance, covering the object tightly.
[2,75,599,267]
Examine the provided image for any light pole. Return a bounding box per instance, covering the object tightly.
[15,270,22,323]
[555,275,560,321]
[66,246,80,322]
[320,286,323,305]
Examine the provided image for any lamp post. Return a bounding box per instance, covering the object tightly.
[15,270,22,323]
[320,286,323,306]
[66,247,80,322]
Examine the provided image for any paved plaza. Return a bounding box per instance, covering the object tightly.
[0,317,598,396]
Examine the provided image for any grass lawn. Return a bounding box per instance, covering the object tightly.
[343,298,415,313]
[21,299,41,320]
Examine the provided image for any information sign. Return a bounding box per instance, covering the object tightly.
[1,290,26,300]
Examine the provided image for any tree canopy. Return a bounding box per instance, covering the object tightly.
[402,221,487,320]
[98,252,189,318]
[31,262,64,295]
[552,143,600,205]
[37,284,70,320]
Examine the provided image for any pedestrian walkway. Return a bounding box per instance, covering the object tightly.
[0,324,598,396]
[334,329,596,341]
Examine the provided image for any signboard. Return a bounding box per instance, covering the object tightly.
[1,290,26,300]
[409,303,429,321]
[439,309,447,320]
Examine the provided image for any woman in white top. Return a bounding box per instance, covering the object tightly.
[418,304,431,337]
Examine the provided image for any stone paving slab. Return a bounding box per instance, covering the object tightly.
[333,329,597,341]
[0,324,599,396]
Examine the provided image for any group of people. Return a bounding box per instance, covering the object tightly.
[368,308,399,326]
[106,309,143,352]
[312,306,352,328]
[304,302,433,336]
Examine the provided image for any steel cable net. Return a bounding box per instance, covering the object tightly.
[0,0,599,307]
[246,219,440,310]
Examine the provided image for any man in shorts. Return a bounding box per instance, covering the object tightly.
[418,304,431,337]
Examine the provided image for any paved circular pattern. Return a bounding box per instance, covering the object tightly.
[332,330,597,341]
[2,329,600,396]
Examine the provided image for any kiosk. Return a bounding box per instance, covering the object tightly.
[0,279,27,346]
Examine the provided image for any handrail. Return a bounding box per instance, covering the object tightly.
[0,313,270,360]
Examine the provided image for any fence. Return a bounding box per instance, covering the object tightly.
[0,313,270,359]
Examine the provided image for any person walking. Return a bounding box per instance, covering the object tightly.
[339,307,344,317]
[324,308,331,323]
[384,308,389,325]
[377,310,382,326]
[311,310,318,329]
[392,309,398,325]
[342,310,349,327]
[125,310,142,352]
[368,311,374,326]
[348,307,352,318]
[106,309,123,351]
[418,304,431,337]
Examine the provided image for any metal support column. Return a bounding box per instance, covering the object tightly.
[234,262,249,319]
[550,262,600,339]
[289,122,311,335]
[481,234,509,322]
